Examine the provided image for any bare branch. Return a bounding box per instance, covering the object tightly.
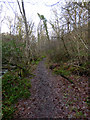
[17,0,23,16]
[45,1,60,7]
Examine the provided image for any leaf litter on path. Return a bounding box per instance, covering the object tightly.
[14,59,89,119]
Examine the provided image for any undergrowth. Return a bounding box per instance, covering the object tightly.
[2,55,43,120]
[53,68,71,76]
[49,59,90,77]
[2,71,31,120]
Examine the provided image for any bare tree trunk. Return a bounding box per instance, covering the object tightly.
[61,29,70,57]
[17,0,31,60]
[21,0,29,43]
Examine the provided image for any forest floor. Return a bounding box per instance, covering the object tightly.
[14,58,89,119]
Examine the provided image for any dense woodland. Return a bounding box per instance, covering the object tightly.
[0,1,89,119]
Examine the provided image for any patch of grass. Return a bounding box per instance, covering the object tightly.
[53,68,71,76]
[2,71,31,120]
[51,64,74,84]
[41,55,46,59]
[35,60,39,65]
[31,57,42,65]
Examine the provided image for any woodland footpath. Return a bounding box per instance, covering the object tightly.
[14,58,89,119]
[0,1,89,119]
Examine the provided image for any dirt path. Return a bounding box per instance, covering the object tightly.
[14,58,88,119]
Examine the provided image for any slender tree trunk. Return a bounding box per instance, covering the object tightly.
[61,29,70,57]
[61,36,70,57]
[17,0,31,61]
